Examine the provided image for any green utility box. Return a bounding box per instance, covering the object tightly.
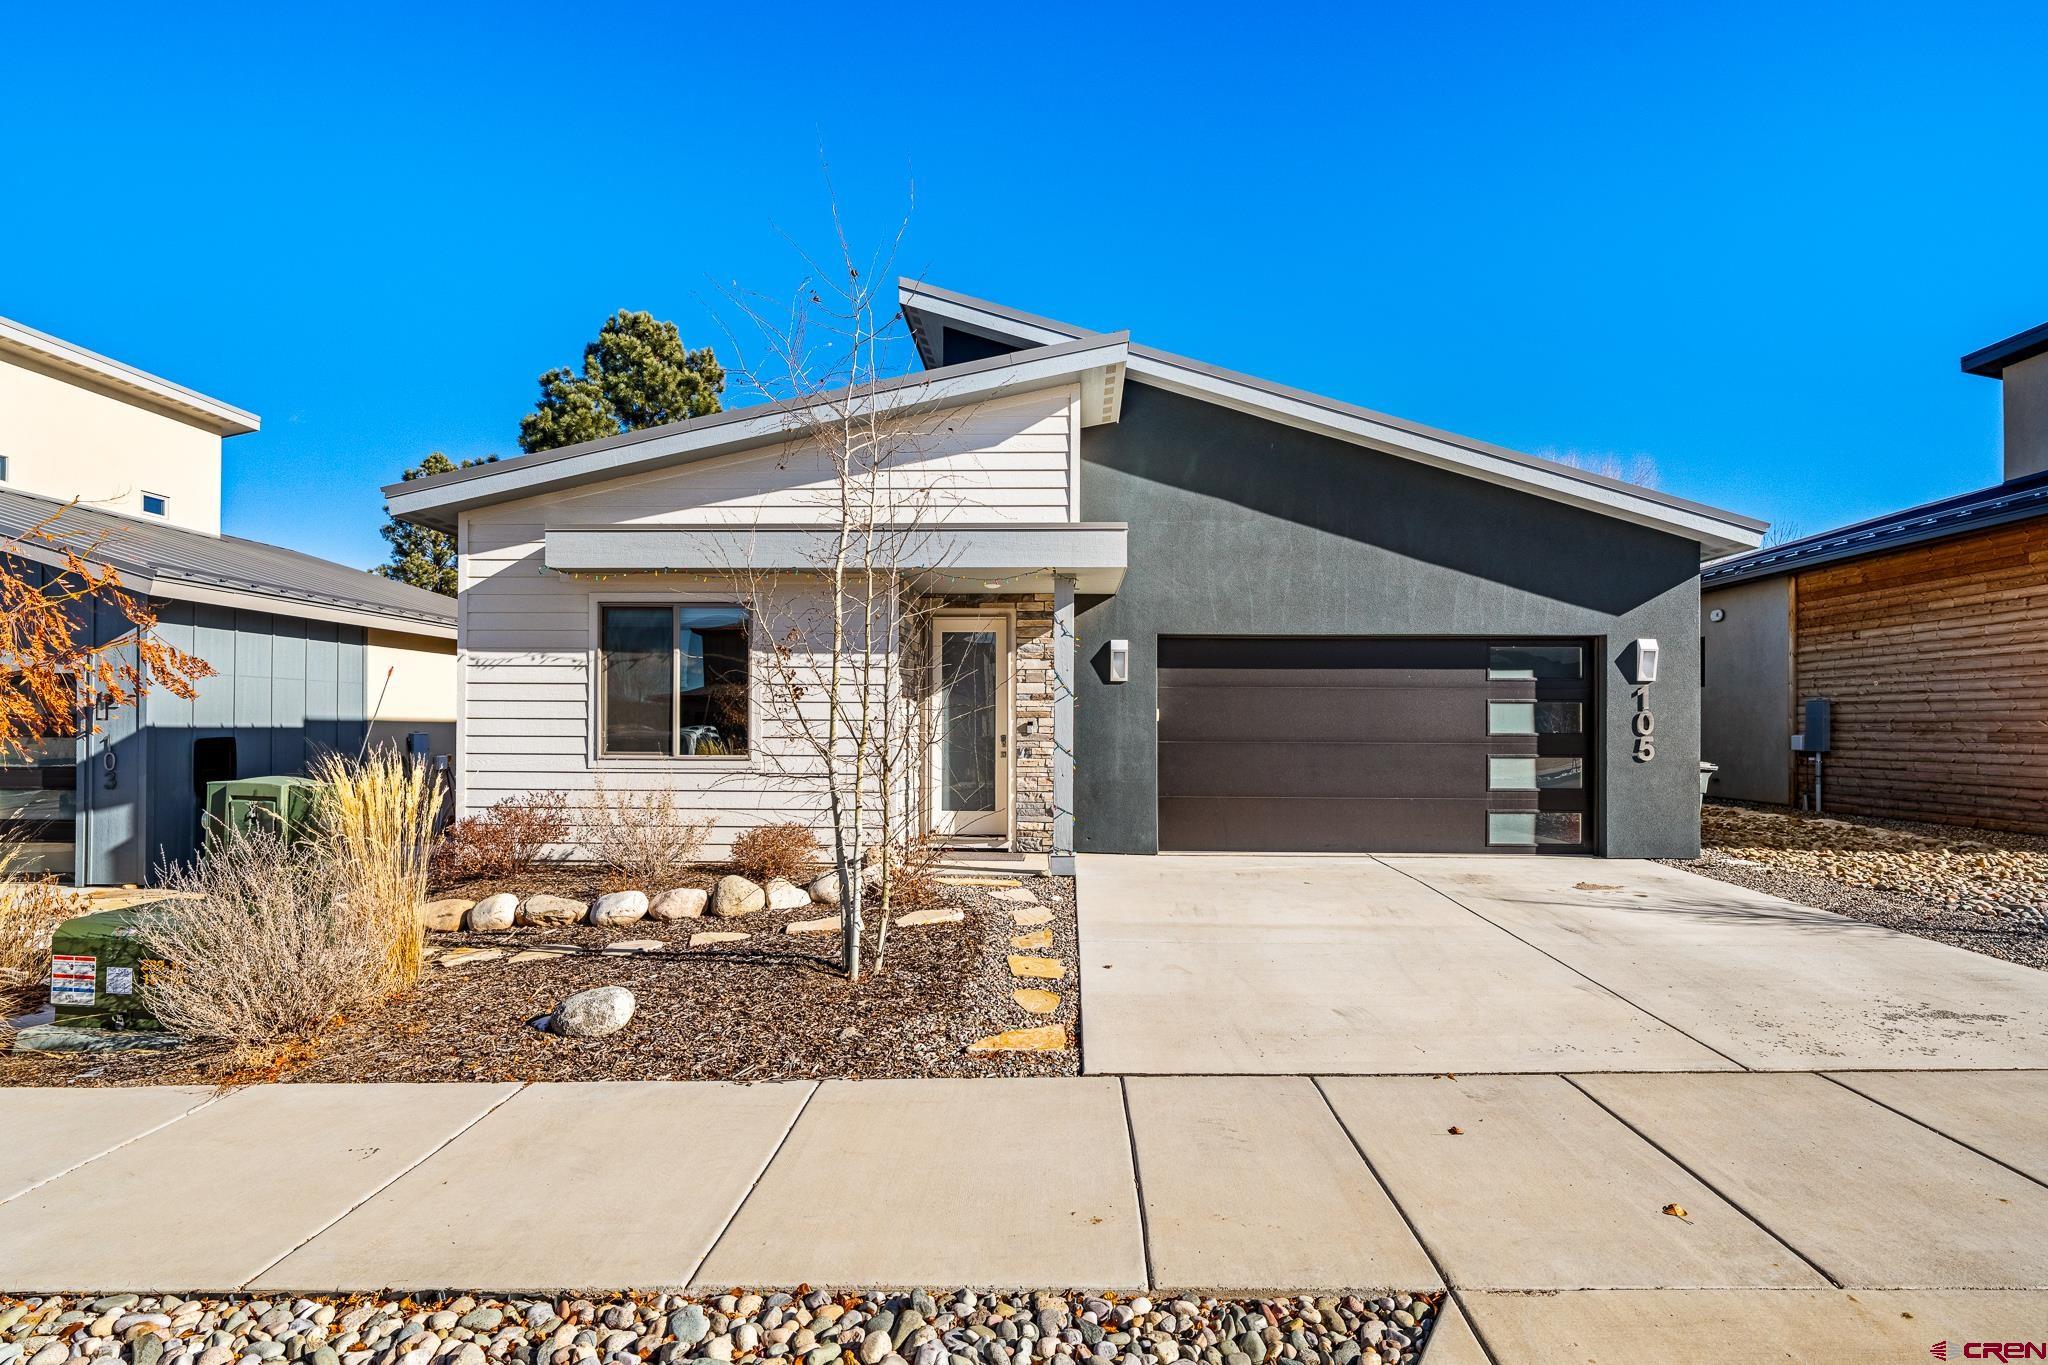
[202,775,324,850]
[48,906,169,1031]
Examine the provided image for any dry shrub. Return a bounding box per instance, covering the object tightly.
[874,838,949,912]
[138,830,388,1045]
[0,871,87,1015]
[729,822,824,884]
[581,780,716,889]
[433,791,570,882]
[313,747,443,991]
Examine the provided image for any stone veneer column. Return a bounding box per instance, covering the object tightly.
[1051,574,1076,875]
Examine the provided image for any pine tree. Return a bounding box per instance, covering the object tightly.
[519,310,723,453]
[375,452,493,595]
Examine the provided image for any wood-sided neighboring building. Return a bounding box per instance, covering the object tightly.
[1701,321,2048,832]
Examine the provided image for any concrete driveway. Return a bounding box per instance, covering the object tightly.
[1076,853,2048,1074]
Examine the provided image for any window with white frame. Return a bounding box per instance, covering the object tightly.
[597,603,750,757]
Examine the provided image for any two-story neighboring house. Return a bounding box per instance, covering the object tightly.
[0,313,456,884]
[386,283,1764,867]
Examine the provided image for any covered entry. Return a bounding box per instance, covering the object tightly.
[1156,636,1594,853]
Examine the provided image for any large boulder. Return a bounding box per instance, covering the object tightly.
[551,986,635,1038]
[587,890,649,926]
[807,872,843,906]
[465,893,517,932]
[419,898,472,932]
[517,893,586,926]
[711,875,765,919]
[765,878,810,912]
[648,887,709,921]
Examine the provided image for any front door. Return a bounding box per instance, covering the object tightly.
[930,615,1011,841]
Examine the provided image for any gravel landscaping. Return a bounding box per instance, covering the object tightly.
[1669,801,2048,971]
[0,869,1080,1087]
[0,1291,1442,1365]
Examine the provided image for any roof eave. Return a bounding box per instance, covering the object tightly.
[0,315,261,436]
[385,333,1132,531]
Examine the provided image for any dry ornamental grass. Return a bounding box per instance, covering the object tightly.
[581,780,717,889]
[313,747,443,990]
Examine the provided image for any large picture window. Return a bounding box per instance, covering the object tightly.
[599,604,750,758]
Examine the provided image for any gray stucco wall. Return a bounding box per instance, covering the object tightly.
[1072,382,1707,859]
[1700,575,1793,804]
[82,603,367,884]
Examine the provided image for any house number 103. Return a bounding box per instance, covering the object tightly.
[1631,685,1655,762]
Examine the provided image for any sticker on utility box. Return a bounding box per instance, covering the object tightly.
[105,967,135,996]
[51,954,97,1006]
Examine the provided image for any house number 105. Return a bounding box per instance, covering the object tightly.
[1631,685,1655,762]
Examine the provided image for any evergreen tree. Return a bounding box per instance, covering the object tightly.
[376,452,493,595]
[519,309,724,453]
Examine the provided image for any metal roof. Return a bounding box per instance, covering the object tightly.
[0,485,454,635]
[1961,321,2048,378]
[1702,470,2048,588]
[897,281,1768,560]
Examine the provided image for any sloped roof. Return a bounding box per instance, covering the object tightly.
[0,314,260,436]
[0,485,454,636]
[1703,470,2048,588]
[383,333,1131,532]
[899,281,1768,560]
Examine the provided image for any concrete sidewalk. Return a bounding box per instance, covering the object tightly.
[4,1072,2048,1362]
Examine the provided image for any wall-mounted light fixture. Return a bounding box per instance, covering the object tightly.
[1631,638,1661,684]
[1709,608,1725,623]
[1108,639,1130,683]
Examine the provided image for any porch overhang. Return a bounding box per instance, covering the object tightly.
[543,522,1129,595]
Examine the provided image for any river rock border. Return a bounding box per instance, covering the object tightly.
[0,1290,1439,1365]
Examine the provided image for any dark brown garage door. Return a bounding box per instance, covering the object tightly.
[1157,637,1594,853]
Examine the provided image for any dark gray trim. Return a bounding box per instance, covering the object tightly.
[897,282,1768,545]
[1962,321,2048,378]
[1703,471,2048,588]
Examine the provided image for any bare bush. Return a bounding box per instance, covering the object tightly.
[138,831,388,1044]
[728,822,824,884]
[0,871,86,1015]
[313,747,443,991]
[433,791,570,882]
[878,838,949,911]
[581,780,716,889]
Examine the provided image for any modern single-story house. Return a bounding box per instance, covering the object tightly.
[1702,320,2048,833]
[386,282,1764,866]
[0,313,457,883]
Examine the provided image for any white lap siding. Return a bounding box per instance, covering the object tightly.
[454,385,1077,857]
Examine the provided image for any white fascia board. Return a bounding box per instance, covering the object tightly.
[897,284,1765,559]
[0,315,261,436]
[386,334,1130,531]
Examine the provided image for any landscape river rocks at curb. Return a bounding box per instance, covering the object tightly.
[0,1291,1441,1365]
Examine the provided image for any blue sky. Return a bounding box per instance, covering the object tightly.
[5,1,2044,569]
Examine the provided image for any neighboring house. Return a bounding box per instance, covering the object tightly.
[1702,320,2048,832]
[386,282,1764,866]
[0,314,457,883]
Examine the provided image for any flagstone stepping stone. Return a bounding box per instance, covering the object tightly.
[508,949,569,964]
[785,915,841,935]
[1009,907,1052,926]
[936,876,1022,888]
[603,939,665,953]
[419,897,471,932]
[989,887,1040,904]
[895,906,965,927]
[439,948,504,968]
[1010,928,1053,950]
[967,1024,1068,1053]
[1012,988,1061,1015]
[689,931,749,947]
[1008,954,1066,981]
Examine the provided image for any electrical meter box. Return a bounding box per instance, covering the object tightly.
[47,906,170,1030]
[202,775,324,850]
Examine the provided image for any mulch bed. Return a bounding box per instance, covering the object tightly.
[1665,800,2048,972]
[0,868,1081,1087]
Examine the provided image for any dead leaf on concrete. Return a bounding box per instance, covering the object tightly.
[1575,882,1623,892]
[1663,1203,1689,1219]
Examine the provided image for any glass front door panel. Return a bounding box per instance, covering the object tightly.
[0,732,78,879]
[939,631,998,813]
